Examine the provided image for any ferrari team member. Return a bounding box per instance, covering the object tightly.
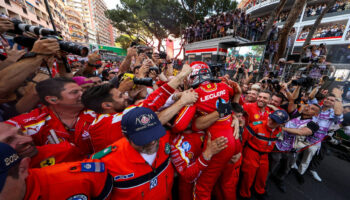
[172,61,241,199]
[81,63,193,152]
[91,107,174,200]
[170,131,228,200]
[193,104,243,200]
[0,122,85,168]
[5,77,97,155]
[0,142,113,200]
[243,90,272,123]
[239,110,289,199]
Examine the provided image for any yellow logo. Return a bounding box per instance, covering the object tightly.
[207,84,211,89]
[254,114,260,120]
[40,157,55,168]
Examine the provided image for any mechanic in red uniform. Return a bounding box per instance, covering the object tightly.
[0,122,85,169]
[243,90,272,123]
[170,130,228,200]
[0,142,113,200]
[81,64,193,152]
[239,110,289,199]
[5,77,96,155]
[91,107,174,200]
[172,61,241,200]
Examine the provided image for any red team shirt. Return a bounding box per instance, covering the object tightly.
[243,102,271,123]
[6,106,96,155]
[172,82,234,134]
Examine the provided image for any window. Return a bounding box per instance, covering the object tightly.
[22,7,27,14]
[5,0,11,5]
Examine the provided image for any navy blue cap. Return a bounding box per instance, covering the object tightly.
[121,107,166,146]
[0,142,22,192]
[269,110,289,124]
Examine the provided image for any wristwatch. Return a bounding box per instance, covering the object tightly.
[336,97,342,102]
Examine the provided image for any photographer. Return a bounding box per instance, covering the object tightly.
[0,38,59,100]
[307,55,332,79]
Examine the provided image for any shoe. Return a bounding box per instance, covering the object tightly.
[295,172,305,185]
[271,176,287,193]
[310,170,322,182]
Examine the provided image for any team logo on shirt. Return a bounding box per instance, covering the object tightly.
[182,141,191,152]
[67,194,88,200]
[40,157,55,168]
[254,114,260,120]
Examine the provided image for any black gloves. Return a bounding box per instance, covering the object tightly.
[217,97,233,118]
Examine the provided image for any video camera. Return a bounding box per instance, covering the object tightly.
[9,19,89,57]
[122,73,154,86]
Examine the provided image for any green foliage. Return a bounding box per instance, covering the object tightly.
[106,0,184,46]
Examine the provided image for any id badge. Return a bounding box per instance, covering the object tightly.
[150,176,158,190]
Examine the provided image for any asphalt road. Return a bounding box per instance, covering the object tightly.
[267,149,350,200]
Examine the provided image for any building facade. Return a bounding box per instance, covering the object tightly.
[91,0,115,46]
[66,0,96,44]
[65,6,85,43]
[0,0,70,39]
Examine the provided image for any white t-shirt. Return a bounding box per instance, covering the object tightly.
[141,152,157,165]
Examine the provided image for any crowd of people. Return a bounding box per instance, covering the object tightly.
[184,9,269,43]
[298,24,346,40]
[305,1,350,18]
[0,13,349,200]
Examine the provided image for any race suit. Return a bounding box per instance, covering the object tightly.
[170,131,208,200]
[6,107,96,155]
[240,120,281,198]
[172,82,240,200]
[87,83,175,152]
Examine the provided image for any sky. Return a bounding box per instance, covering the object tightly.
[105,0,121,9]
[104,0,242,10]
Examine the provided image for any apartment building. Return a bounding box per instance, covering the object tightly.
[91,0,114,46]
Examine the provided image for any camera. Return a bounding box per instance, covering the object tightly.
[159,51,167,59]
[292,76,314,88]
[149,66,160,74]
[122,73,154,86]
[10,19,89,57]
[14,35,89,57]
[9,18,56,36]
[136,45,153,54]
[238,67,244,73]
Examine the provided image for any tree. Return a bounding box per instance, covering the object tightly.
[106,0,184,51]
[261,0,288,41]
[115,35,146,49]
[212,0,238,15]
[301,0,337,56]
[276,0,307,61]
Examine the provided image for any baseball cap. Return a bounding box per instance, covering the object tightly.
[121,107,166,146]
[0,142,22,192]
[269,110,289,124]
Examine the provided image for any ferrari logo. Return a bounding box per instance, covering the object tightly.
[207,84,211,88]
[254,114,260,120]
[40,157,55,168]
